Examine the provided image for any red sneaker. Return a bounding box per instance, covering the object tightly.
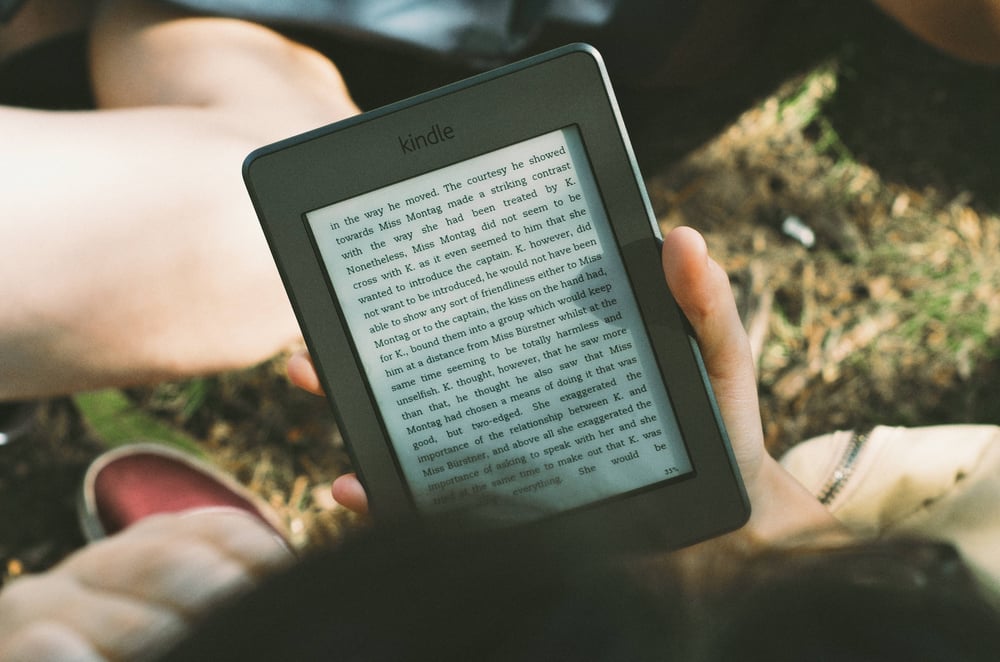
[78,442,288,542]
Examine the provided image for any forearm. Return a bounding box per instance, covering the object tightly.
[90,0,357,120]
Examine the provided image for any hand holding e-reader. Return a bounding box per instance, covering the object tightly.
[244,44,748,548]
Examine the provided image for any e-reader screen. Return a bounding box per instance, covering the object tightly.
[305,125,693,517]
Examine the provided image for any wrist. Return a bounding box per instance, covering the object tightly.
[644,456,853,594]
[740,455,853,550]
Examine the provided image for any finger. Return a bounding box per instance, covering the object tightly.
[286,350,324,396]
[331,473,369,516]
[661,226,764,473]
[662,227,750,378]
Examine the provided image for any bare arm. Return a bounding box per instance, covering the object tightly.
[0,0,359,399]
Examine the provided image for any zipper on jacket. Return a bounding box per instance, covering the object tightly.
[817,428,872,506]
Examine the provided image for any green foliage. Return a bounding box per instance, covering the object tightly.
[777,59,854,164]
[74,389,205,456]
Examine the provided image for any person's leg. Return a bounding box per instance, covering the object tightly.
[0,0,360,400]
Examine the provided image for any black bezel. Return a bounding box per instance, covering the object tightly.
[244,44,749,548]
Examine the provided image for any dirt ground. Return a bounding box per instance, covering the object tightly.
[3,0,1000,580]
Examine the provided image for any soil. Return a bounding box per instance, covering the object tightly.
[3,0,1000,582]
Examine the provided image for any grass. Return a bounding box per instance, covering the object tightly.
[650,34,1000,448]
[73,389,206,456]
[777,60,854,165]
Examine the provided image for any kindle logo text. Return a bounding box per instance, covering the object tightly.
[398,123,455,154]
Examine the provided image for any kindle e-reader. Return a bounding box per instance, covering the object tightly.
[244,44,749,548]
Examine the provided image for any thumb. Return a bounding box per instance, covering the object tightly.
[662,226,765,479]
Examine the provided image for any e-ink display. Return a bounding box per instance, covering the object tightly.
[306,126,693,516]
